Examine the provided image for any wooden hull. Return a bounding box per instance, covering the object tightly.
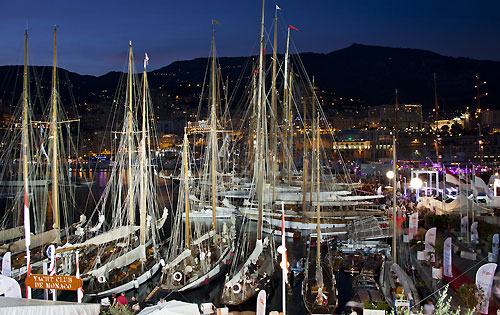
[220,245,275,306]
[302,239,337,314]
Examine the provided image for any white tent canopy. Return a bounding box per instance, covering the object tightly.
[0,297,100,315]
[138,300,200,315]
[418,195,491,214]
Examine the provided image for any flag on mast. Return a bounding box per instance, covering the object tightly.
[276,4,281,10]
[144,53,149,69]
[289,25,300,32]
[212,20,220,25]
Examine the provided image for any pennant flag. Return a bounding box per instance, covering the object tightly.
[475,263,497,314]
[474,167,490,193]
[144,53,149,69]
[212,20,220,25]
[276,4,281,10]
[445,167,460,186]
[289,25,300,32]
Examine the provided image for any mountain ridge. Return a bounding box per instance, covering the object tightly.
[1,43,499,113]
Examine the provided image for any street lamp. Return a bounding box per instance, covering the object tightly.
[386,170,395,179]
[410,177,423,199]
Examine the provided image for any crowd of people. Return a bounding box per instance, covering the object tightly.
[101,292,140,313]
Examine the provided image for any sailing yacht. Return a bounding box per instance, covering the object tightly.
[302,116,338,313]
[0,28,83,287]
[160,32,234,292]
[220,0,277,306]
[70,43,167,297]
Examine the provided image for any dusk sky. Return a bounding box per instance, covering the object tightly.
[1,0,499,76]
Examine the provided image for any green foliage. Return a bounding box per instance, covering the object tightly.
[388,285,475,315]
[410,239,425,252]
[455,283,483,311]
[102,305,133,315]
[363,300,390,310]
[429,238,444,265]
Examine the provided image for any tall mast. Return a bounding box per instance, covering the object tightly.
[183,129,190,248]
[283,27,290,181]
[256,0,265,241]
[433,73,439,164]
[51,26,60,243]
[392,88,398,265]
[210,29,217,233]
[127,42,135,225]
[287,66,293,185]
[271,9,278,201]
[310,79,316,204]
[315,114,322,287]
[22,30,29,228]
[140,54,148,251]
[392,135,397,265]
[302,81,310,213]
[23,30,32,299]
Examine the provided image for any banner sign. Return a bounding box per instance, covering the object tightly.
[471,222,479,243]
[461,216,468,234]
[443,237,452,277]
[1,252,11,277]
[409,213,418,240]
[256,289,266,315]
[425,227,437,262]
[475,263,497,314]
[493,234,499,257]
[25,274,83,291]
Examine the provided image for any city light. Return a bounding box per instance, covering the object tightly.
[410,177,423,189]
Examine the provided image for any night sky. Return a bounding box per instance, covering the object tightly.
[1,0,499,76]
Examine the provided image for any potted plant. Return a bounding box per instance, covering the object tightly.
[410,238,426,260]
[429,239,444,279]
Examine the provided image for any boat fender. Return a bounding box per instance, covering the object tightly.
[232,283,241,294]
[133,279,139,289]
[173,271,182,282]
[98,275,106,283]
[160,259,166,267]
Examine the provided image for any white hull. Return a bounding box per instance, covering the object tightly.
[239,208,346,231]
[181,206,236,219]
[87,260,163,297]
[178,248,232,292]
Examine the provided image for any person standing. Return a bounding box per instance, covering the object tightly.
[130,296,140,313]
[111,293,117,307]
[117,292,128,306]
